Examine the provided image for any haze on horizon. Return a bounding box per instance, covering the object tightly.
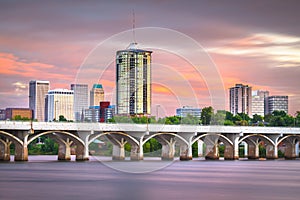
[0,0,300,116]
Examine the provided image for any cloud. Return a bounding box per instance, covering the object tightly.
[208,33,300,68]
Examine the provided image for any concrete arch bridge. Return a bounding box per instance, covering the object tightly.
[0,121,299,161]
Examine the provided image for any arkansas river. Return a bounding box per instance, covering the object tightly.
[0,156,300,200]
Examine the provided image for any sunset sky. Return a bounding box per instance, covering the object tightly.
[1,0,300,116]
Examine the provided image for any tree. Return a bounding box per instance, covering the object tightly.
[211,110,226,125]
[59,115,67,122]
[252,114,263,124]
[201,106,213,125]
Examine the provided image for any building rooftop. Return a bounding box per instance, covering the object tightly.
[93,84,103,89]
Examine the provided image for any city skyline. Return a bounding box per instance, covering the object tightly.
[0,1,300,115]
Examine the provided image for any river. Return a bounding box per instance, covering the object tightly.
[0,156,300,200]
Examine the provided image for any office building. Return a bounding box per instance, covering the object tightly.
[116,43,152,115]
[29,80,50,121]
[100,101,110,122]
[90,84,104,106]
[105,105,115,122]
[252,90,269,117]
[84,106,100,122]
[5,108,32,120]
[71,84,88,121]
[0,109,5,120]
[229,84,252,116]
[176,106,201,118]
[45,89,74,122]
[266,96,288,114]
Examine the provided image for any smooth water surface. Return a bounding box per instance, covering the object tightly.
[0,156,300,200]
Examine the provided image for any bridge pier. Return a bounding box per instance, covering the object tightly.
[266,144,278,159]
[57,138,73,161]
[247,140,259,160]
[130,144,143,160]
[76,131,90,161]
[161,137,176,160]
[14,143,28,161]
[14,131,29,161]
[284,138,297,159]
[224,145,234,160]
[203,135,219,160]
[0,139,11,161]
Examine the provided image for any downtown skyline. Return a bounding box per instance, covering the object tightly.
[0,1,300,116]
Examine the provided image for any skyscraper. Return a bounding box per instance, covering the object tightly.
[252,90,269,117]
[90,84,104,106]
[45,89,74,121]
[29,80,50,121]
[229,84,252,116]
[266,96,288,114]
[116,43,152,115]
[71,84,88,121]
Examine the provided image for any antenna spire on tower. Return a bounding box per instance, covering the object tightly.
[132,9,136,44]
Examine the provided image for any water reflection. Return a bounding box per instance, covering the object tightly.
[1,156,300,200]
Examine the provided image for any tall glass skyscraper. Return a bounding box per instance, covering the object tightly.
[90,84,104,106]
[70,84,88,121]
[29,80,50,122]
[116,43,152,115]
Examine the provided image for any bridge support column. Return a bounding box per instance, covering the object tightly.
[161,138,176,160]
[14,131,29,161]
[112,144,125,160]
[0,139,11,161]
[14,143,28,161]
[197,140,204,157]
[205,143,219,160]
[285,138,296,160]
[204,135,219,160]
[130,144,143,160]
[179,143,192,160]
[247,140,259,160]
[57,138,73,161]
[224,145,234,160]
[76,131,90,161]
[266,144,277,159]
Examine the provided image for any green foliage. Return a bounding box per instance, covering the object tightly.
[27,136,58,155]
[252,114,263,124]
[219,144,225,157]
[13,115,31,121]
[211,110,226,125]
[192,142,198,157]
[180,114,200,125]
[59,115,67,122]
[201,106,213,125]
[259,144,266,158]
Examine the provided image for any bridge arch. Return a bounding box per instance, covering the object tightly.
[192,133,233,146]
[0,130,23,146]
[277,135,300,146]
[27,131,85,146]
[142,132,188,146]
[88,132,139,146]
[238,134,275,146]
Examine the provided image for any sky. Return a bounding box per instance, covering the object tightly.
[0,0,300,116]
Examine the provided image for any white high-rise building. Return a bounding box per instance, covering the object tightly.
[90,84,104,106]
[46,89,74,122]
[116,43,152,115]
[229,84,252,116]
[29,80,50,122]
[266,96,288,114]
[252,90,269,117]
[71,84,88,121]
